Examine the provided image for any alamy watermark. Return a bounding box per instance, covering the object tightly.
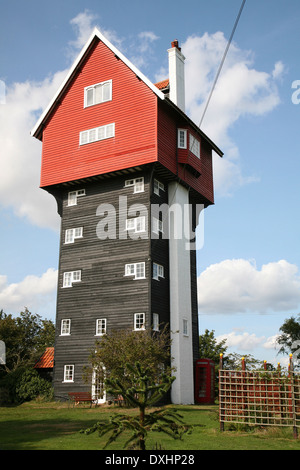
[291,80,300,104]
[95,196,205,251]
[0,341,6,365]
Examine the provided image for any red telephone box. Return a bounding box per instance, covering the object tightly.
[194,359,215,404]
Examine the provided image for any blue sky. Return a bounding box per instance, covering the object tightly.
[1,0,300,368]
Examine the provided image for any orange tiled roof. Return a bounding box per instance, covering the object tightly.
[155,79,169,90]
[34,347,54,369]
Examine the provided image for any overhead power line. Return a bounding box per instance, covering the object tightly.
[199,0,247,128]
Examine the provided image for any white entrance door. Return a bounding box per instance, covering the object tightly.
[92,367,106,404]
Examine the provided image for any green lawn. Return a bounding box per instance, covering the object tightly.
[0,401,299,450]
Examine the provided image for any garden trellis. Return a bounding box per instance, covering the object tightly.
[219,354,300,439]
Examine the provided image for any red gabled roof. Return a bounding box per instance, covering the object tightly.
[34,347,54,369]
[31,28,165,141]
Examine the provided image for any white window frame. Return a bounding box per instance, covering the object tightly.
[63,270,81,288]
[153,313,159,332]
[79,123,115,146]
[125,262,145,280]
[183,319,189,336]
[189,134,200,159]
[178,129,187,149]
[61,319,71,336]
[63,365,74,383]
[68,189,85,206]
[96,318,107,336]
[65,227,83,244]
[154,179,164,196]
[124,177,144,193]
[152,217,163,235]
[153,263,164,281]
[126,216,146,233]
[134,313,145,331]
[84,80,112,108]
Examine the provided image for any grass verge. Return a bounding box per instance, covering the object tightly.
[0,401,299,450]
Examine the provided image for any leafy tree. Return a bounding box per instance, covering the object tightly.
[83,327,191,450]
[199,329,227,364]
[82,362,190,450]
[276,315,300,356]
[225,353,268,371]
[0,308,55,374]
[84,326,174,394]
[199,330,271,371]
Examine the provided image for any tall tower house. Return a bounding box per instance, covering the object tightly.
[31,29,223,405]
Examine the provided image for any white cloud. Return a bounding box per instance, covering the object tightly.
[182,32,284,196]
[198,259,300,315]
[263,335,280,350]
[68,10,124,59]
[272,61,285,80]
[215,332,281,362]
[216,331,266,351]
[69,10,99,51]
[129,31,159,69]
[0,10,101,231]
[0,71,67,230]
[0,268,58,318]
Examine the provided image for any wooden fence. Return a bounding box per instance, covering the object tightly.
[219,354,300,438]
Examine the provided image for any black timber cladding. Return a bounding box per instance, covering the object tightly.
[52,166,200,400]
[53,170,152,398]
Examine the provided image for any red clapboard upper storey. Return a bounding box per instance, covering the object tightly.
[31,28,222,197]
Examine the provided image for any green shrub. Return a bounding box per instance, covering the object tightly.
[16,369,53,402]
[0,367,28,404]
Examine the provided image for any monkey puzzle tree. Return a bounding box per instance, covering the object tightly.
[83,361,189,450]
[82,327,191,449]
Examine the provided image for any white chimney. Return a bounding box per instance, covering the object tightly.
[168,40,185,112]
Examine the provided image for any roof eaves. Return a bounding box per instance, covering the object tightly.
[163,97,223,157]
[31,27,165,140]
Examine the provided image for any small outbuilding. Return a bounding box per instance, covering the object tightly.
[34,347,54,381]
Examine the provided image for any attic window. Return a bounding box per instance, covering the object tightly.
[189,134,200,159]
[84,80,112,107]
[80,123,115,145]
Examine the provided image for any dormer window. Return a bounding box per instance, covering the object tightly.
[178,130,200,159]
[84,80,112,107]
[178,129,187,149]
[189,134,200,159]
